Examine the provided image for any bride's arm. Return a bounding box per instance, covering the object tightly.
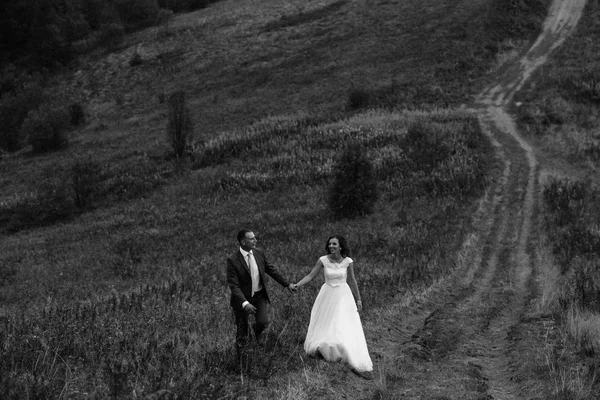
[295,259,323,288]
[347,262,363,310]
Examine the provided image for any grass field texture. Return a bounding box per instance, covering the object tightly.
[0,0,558,397]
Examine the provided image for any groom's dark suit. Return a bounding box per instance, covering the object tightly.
[227,247,290,350]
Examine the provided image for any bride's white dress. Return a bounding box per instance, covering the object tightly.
[303,256,373,372]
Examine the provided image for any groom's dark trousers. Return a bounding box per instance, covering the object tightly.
[232,289,268,349]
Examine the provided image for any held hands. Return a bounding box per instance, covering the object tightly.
[356,300,363,312]
[287,283,298,294]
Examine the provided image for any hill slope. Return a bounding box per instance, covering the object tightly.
[0,0,583,398]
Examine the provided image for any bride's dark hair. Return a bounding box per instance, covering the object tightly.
[326,235,350,257]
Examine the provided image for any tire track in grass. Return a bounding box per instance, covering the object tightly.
[469,0,586,398]
[371,0,586,398]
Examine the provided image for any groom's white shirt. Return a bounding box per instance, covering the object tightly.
[240,247,263,308]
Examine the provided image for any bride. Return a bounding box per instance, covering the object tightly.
[294,235,373,378]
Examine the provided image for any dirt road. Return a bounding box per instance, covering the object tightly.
[391,0,586,398]
[325,0,588,398]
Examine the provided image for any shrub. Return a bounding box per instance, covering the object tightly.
[0,94,26,152]
[346,87,372,110]
[22,104,71,153]
[0,80,44,152]
[329,141,379,218]
[115,0,160,31]
[166,91,193,158]
[0,63,19,96]
[129,51,143,66]
[98,22,125,48]
[71,159,102,209]
[69,102,86,126]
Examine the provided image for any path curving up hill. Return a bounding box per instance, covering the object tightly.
[320,0,588,398]
[470,1,587,396]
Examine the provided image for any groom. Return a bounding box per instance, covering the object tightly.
[226,229,296,355]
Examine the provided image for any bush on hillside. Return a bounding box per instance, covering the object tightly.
[346,87,372,110]
[115,0,160,31]
[166,91,194,158]
[0,64,19,97]
[329,142,379,218]
[98,22,125,48]
[72,159,102,209]
[22,104,71,153]
[0,81,44,152]
[0,96,27,152]
[69,102,86,126]
[129,47,143,66]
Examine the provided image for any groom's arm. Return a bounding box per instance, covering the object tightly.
[260,251,290,288]
[226,257,248,308]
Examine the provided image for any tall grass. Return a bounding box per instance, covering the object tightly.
[537,175,600,398]
[0,0,550,396]
[0,109,494,397]
[542,177,600,312]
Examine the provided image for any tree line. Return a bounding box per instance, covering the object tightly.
[0,0,219,69]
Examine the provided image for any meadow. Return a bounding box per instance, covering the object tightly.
[0,0,554,397]
[1,109,495,397]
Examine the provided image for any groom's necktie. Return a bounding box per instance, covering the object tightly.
[247,251,261,296]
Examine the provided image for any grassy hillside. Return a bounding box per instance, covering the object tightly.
[515,1,600,173]
[513,1,600,397]
[0,0,550,397]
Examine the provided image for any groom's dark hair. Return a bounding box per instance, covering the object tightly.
[237,229,252,244]
[326,235,350,257]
